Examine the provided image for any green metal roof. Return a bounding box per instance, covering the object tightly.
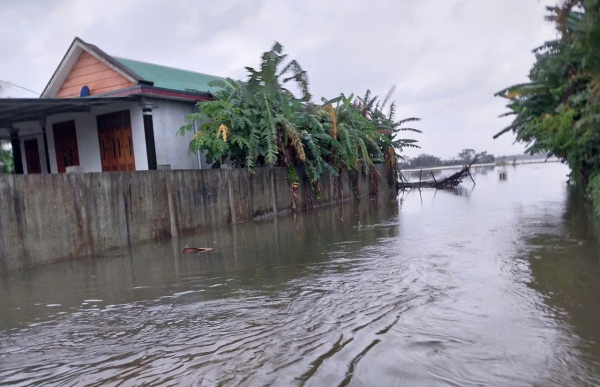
[113,57,224,94]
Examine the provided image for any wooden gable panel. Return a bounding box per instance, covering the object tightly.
[56,51,135,98]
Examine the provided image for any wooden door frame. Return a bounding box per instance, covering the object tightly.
[52,120,80,173]
[23,138,42,174]
[96,110,135,172]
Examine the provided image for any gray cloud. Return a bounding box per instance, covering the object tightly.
[0,0,556,158]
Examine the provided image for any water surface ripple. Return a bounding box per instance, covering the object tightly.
[1,163,600,386]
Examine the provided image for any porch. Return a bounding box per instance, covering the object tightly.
[0,96,181,174]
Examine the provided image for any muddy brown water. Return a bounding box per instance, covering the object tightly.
[1,163,600,386]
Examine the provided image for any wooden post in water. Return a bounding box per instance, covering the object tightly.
[430,172,438,186]
[467,169,476,186]
[343,170,360,202]
[400,171,411,188]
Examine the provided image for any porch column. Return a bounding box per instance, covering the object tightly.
[141,104,157,170]
[9,128,23,175]
[41,119,51,174]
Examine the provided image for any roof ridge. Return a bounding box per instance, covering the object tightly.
[112,56,225,79]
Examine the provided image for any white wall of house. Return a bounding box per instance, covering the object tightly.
[130,105,148,171]
[150,98,200,170]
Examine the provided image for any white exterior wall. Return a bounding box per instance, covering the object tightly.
[45,102,147,173]
[150,98,200,170]
[130,104,148,171]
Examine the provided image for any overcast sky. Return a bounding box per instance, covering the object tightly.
[0,0,556,158]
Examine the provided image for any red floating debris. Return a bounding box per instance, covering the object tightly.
[182,245,213,254]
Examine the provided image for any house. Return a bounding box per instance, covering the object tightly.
[0,37,223,175]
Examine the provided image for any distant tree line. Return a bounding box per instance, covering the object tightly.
[399,148,495,169]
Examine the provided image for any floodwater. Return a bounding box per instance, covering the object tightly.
[1,163,600,386]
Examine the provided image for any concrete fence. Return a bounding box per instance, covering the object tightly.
[0,164,393,271]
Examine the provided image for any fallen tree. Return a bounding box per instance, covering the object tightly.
[397,158,477,190]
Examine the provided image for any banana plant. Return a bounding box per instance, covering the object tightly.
[179,43,421,196]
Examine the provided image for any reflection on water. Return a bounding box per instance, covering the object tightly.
[1,163,600,386]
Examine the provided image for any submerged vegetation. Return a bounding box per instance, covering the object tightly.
[179,43,420,208]
[495,1,600,213]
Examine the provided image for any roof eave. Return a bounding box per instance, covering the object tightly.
[138,84,213,101]
[94,84,213,102]
[0,96,142,127]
